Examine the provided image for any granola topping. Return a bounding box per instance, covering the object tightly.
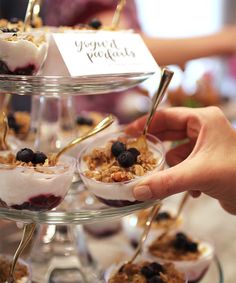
[0,257,29,283]
[0,151,68,174]
[2,33,47,47]
[137,210,179,229]
[149,233,201,261]
[83,136,158,183]
[108,261,185,283]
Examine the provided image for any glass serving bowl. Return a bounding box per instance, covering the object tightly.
[78,130,165,207]
[0,31,49,76]
[0,154,76,211]
[145,232,214,283]
[104,260,187,283]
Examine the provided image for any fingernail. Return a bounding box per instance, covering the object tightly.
[133,185,152,201]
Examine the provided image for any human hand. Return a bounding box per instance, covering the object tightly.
[126,106,236,214]
[216,26,236,55]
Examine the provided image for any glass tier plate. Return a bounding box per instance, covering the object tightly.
[0,72,153,96]
[0,183,158,224]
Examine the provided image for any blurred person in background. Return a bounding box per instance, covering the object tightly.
[1,0,236,120]
[41,0,236,122]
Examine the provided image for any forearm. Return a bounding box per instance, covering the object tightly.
[142,32,231,67]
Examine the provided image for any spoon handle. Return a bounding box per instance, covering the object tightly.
[24,0,36,31]
[111,0,126,30]
[54,115,114,163]
[8,223,36,283]
[128,203,162,263]
[143,68,174,136]
[0,112,9,151]
[158,192,189,241]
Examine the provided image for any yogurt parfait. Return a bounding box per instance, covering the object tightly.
[147,232,214,283]
[78,131,165,207]
[0,148,75,211]
[0,31,49,75]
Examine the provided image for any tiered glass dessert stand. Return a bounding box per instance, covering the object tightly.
[0,73,224,283]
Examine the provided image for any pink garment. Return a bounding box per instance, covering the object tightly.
[43,0,140,30]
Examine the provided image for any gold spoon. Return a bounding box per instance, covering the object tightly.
[1,94,12,113]
[111,0,127,30]
[128,68,174,157]
[0,112,9,150]
[125,68,174,264]
[7,223,36,283]
[143,68,174,136]
[50,115,114,165]
[127,203,162,264]
[158,192,190,240]
[24,0,37,31]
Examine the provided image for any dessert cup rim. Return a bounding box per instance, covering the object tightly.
[77,130,165,186]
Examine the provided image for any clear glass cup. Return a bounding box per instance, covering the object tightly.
[0,31,49,76]
[78,130,165,207]
[0,154,76,211]
[32,96,77,154]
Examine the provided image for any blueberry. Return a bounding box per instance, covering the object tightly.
[0,27,19,33]
[186,241,198,253]
[147,275,164,283]
[89,18,102,29]
[128,147,140,161]
[155,211,171,222]
[173,233,188,250]
[32,151,47,164]
[117,151,135,168]
[10,17,20,24]
[76,115,93,126]
[8,28,19,33]
[111,141,126,157]
[16,148,34,163]
[141,265,155,278]
[149,262,164,274]
[0,27,9,33]
[176,232,188,241]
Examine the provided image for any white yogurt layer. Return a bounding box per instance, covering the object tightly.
[79,133,165,202]
[0,32,48,74]
[0,155,75,207]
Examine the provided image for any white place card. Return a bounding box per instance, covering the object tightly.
[52,31,160,77]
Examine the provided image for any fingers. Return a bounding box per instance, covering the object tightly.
[126,107,201,141]
[166,140,195,166]
[133,159,200,201]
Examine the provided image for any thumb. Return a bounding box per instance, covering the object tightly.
[133,160,200,201]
